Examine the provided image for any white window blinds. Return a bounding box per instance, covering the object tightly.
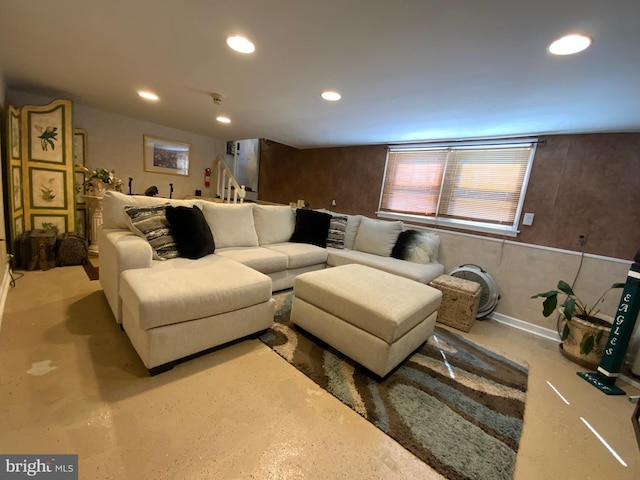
[380,143,534,234]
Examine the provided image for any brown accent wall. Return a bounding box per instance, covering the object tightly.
[259,139,387,216]
[259,133,640,260]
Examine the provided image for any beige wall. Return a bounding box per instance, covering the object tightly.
[436,229,639,366]
[6,90,224,200]
[0,73,8,299]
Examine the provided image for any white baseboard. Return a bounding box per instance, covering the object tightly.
[0,264,10,333]
[490,312,640,390]
[491,312,560,342]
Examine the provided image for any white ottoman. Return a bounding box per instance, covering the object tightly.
[291,264,442,377]
[120,257,274,374]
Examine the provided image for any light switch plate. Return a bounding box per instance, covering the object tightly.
[523,212,534,226]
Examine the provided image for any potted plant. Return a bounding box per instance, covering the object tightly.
[531,280,624,369]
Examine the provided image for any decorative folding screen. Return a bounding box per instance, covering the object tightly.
[5,105,25,244]
[20,99,75,233]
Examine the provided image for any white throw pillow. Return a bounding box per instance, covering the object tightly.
[252,204,296,245]
[353,217,403,257]
[201,203,259,248]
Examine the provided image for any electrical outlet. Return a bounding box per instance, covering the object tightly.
[331,199,336,207]
[522,213,534,226]
[579,234,587,246]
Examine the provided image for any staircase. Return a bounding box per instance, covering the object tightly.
[215,155,246,204]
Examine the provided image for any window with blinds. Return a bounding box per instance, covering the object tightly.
[379,142,535,236]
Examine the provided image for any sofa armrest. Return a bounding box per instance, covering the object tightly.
[99,227,153,323]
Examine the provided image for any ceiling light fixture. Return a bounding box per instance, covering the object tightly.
[216,116,231,124]
[138,90,159,101]
[321,91,341,101]
[226,35,255,54]
[548,34,592,55]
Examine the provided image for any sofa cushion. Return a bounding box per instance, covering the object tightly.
[290,209,332,247]
[326,247,445,284]
[326,215,347,249]
[252,204,296,245]
[165,205,215,259]
[120,256,272,330]
[103,190,203,230]
[265,242,328,269]
[391,229,441,264]
[215,246,288,274]
[201,203,259,249]
[353,217,403,257]
[124,204,178,260]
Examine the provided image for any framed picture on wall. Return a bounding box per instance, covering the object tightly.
[30,167,67,209]
[143,135,190,176]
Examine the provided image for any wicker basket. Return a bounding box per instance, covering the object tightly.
[429,274,482,332]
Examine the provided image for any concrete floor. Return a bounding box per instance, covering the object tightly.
[0,265,638,479]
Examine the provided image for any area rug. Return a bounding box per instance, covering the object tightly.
[260,291,529,480]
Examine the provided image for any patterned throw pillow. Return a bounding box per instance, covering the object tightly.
[124,204,179,260]
[391,230,440,264]
[326,215,347,249]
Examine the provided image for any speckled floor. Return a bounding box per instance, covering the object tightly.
[1,266,638,479]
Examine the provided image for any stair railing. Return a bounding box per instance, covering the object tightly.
[215,156,246,204]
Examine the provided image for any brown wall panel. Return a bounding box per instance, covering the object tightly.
[259,139,387,215]
[259,133,640,260]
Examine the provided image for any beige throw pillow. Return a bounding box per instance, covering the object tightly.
[201,203,259,249]
[353,217,403,257]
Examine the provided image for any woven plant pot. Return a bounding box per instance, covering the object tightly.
[559,311,612,370]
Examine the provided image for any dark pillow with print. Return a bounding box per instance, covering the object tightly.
[165,205,215,259]
[290,209,332,247]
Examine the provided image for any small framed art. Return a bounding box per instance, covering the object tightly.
[143,135,190,176]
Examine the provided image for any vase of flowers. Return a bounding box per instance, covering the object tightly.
[82,167,122,196]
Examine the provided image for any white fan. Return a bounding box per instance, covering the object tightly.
[448,264,500,319]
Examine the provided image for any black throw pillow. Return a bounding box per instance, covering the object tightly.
[165,205,215,259]
[290,209,332,247]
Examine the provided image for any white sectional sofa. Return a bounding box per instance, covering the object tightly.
[98,191,444,373]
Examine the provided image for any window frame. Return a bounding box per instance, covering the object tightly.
[377,139,537,237]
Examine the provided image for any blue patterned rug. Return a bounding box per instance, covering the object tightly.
[260,291,529,480]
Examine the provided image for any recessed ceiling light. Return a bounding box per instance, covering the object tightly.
[548,34,592,55]
[216,116,231,124]
[138,90,159,101]
[321,91,341,101]
[226,35,255,54]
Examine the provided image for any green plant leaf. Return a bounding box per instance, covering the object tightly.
[580,333,595,355]
[557,281,574,296]
[564,298,576,320]
[612,283,625,289]
[561,323,570,341]
[530,290,557,299]
[595,330,604,344]
[541,294,558,317]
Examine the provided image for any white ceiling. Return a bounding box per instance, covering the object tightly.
[1,0,639,148]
